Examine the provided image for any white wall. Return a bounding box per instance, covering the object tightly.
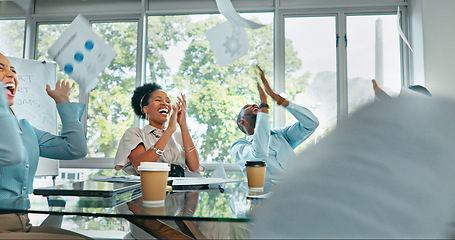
[409,0,455,98]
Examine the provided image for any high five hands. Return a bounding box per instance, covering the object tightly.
[255,65,289,107]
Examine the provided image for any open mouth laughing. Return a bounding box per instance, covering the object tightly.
[4,82,15,97]
[158,108,169,116]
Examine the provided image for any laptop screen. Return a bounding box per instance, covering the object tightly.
[33,181,141,198]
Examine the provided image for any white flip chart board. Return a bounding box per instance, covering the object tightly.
[9,57,59,177]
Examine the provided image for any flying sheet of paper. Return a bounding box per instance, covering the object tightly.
[215,0,265,29]
[397,6,414,53]
[48,14,116,93]
[204,0,265,68]
[205,21,249,68]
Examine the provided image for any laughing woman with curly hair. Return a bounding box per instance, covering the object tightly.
[114,83,201,177]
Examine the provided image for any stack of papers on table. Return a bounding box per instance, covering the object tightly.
[168,177,242,190]
[91,176,243,190]
[91,176,140,183]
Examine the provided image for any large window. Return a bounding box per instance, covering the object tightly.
[1,0,409,168]
[284,12,402,154]
[146,13,273,163]
[347,14,401,114]
[37,21,137,158]
[87,21,137,158]
[284,16,337,153]
[0,19,25,57]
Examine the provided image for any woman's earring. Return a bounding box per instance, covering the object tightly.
[145,113,149,120]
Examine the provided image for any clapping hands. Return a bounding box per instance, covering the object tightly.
[168,93,188,133]
[176,93,187,127]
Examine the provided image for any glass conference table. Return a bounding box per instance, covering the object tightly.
[0,182,267,239]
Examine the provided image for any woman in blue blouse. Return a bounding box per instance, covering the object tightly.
[0,53,90,239]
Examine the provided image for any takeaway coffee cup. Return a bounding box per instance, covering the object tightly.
[138,162,170,207]
[245,161,267,191]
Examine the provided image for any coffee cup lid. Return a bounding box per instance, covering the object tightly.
[245,161,266,167]
[138,162,170,171]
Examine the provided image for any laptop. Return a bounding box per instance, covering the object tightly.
[33,180,142,198]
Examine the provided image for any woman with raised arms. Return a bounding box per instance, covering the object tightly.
[0,53,89,239]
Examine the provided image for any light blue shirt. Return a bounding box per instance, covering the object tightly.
[0,87,87,199]
[230,102,319,186]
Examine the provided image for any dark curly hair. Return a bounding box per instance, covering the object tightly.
[131,83,163,119]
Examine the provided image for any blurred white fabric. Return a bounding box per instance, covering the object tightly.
[252,95,455,239]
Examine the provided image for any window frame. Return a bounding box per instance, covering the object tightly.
[277,6,410,126]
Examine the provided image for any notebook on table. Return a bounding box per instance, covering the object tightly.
[33,180,141,198]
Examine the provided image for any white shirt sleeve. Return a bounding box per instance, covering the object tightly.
[114,127,144,171]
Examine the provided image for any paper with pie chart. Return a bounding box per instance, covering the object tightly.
[48,14,116,93]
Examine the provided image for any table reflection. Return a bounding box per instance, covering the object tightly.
[126,191,199,217]
[123,190,252,239]
[0,183,267,239]
[120,182,262,220]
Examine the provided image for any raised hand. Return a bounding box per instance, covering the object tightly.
[46,80,74,104]
[176,93,187,127]
[256,65,278,99]
[257,81,267,104]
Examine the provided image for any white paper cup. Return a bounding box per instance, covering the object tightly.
[138,162,170,207]
[245,161,267,191]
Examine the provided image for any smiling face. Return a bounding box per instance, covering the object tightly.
[243,104,259,116]
[0,54,18,106]
[143,90,171,129]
